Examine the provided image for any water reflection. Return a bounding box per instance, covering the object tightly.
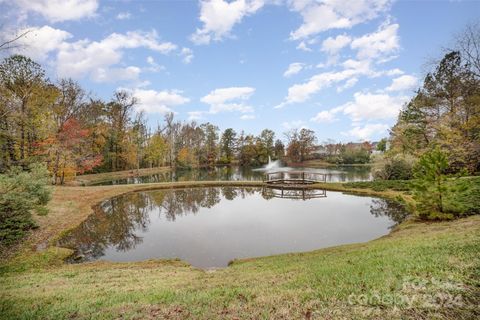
[262,187,327,200]
[92,165,372,185]
[59,187,407,268]
[369,198,409,227]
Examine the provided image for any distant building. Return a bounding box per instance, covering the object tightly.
[310,141,380,158]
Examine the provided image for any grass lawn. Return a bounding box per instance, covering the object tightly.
[1,181,479,319]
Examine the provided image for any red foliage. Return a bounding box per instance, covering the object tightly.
[37,117,103,176]
[58,118,89,147]
[78,155,103,174]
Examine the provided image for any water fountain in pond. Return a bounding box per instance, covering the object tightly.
[255,156,282,171]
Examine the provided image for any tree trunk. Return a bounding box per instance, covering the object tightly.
[20,99,26,162]
[52,150,61,185]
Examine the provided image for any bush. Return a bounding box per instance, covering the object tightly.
[0,163,51,248]
[338,147,370,164]
[442,177,480,216]
[373,154,415,180]
[412,148,456,219]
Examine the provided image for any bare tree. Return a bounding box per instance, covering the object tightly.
[455,21,480,78]
[0,29,31,51]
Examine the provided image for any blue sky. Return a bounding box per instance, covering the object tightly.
[1,0,478,142]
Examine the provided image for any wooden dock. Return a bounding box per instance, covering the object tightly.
[263,170,326,187]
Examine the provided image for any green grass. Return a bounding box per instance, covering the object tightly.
[1,217,479,319]
[0,180,479,319]
[345,180,414,192]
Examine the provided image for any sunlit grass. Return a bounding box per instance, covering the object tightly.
[0,181,479,319]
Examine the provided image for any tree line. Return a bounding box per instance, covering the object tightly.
[385,24,480,176]
[375,23,480,219]
[0,55,324,184]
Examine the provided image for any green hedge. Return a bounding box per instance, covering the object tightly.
[0,164,51,249]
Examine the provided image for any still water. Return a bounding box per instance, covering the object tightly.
[59,187,407,268]
[92,165,372,185]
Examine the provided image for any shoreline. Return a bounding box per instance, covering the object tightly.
[1,181,478,319]
[2,180,408,266]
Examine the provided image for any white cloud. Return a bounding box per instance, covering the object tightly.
[191,0,265,45]
[289,0,392,40]
[130,88,190,114]
[282,120,308,130]
[145,56,165,72]
[1,26,188,83]
[188,111,205,121]
[341,92,408,121]
[321,34,351,55]
[311,111,335,123]
[341,58,371,72]
[276,45,408,107]
[180,47,194,64]
[385,68,404,76]
[296,41,312,52]
[201,87,254,104]
[8,26,72,61]
[343,123,389,140]
[116,12,131,20]
[54,30,176,81]
[337,77,358,92]
[201,86,255,114]
[310,91,408,133]
[16,0,98,23]
[276,64,372,108]
[92,66,141,83]
[386,74,417,91]
[240,114,255,120]
[283,62,305,77]
[210,102,254,113]
[350,22,399,60]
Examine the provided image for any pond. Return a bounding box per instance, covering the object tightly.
[59,187,408,269]
[92,165,372,185]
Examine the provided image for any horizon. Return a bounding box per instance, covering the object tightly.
[0,0,478,142]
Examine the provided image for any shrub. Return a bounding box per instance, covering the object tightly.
[442,177,480,216]
[373,154,415,180]
[0,164,51,248]
[412,148,454,219]
[338,146,370,164]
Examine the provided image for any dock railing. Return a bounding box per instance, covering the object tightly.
[263,171,326,185]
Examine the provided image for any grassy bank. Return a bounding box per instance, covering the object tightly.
[70,166,171,186]
[1,181,479,319]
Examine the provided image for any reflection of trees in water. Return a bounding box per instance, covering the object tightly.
[58,192,152,261]
[60,188,408,264]
[159,188,221,221]
[222,187,237,200]
[370,199,409,227]
[158,187,261,220]
[59,187,263,262]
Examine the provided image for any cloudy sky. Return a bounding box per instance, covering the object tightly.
[0,0,478,142]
